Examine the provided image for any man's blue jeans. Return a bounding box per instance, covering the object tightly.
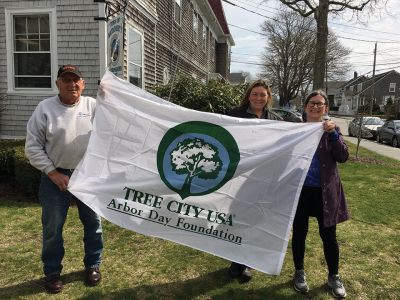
[39,169,103,276]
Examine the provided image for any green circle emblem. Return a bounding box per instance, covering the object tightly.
[157,121,240,199]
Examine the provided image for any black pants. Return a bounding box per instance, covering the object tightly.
[292,186,339,275]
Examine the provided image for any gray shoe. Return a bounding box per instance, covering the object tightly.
[328,274,347,298]
[293,269,309,293]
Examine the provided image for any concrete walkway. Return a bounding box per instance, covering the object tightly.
[332,117,400,161]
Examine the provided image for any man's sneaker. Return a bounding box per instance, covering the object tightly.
[328,274,347,298]
[293,269,309,293]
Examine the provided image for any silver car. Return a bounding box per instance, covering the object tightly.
[348,116,384,139]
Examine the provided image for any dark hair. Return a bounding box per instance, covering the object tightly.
[304,89,329,107]
[240,79,273,108]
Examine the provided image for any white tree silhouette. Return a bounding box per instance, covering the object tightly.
[170,138,222,196]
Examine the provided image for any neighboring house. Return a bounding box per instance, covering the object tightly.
[0,0,234,138]
[228,72,250,85]
[336,70,400,113]
[324,80,347,108]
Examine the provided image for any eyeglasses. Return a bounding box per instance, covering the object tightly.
[307,101,326,108]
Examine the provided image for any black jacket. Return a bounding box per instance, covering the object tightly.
[227,105,282,120]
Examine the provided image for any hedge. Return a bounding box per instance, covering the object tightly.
[13,145,41,197]
[154,73,247,114]
[0,140,40,200]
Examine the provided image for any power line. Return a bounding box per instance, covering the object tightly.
[229,0,400,37]
[223,0,400,44]
[231,59,265,66]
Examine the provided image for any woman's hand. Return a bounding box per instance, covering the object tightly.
[323,120,336,133]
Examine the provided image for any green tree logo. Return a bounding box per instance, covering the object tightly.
[158,121,239,199]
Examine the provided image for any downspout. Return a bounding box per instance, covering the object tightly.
[154,23,157,86]
[98,2,107,77]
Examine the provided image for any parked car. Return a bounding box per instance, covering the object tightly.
[376,120,400,147]
[348,116,384,139]
[271,108,303,122]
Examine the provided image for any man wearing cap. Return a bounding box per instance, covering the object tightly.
[25,65,103,293]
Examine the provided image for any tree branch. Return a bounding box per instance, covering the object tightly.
[279,0,316,17]
[329,0,372,11]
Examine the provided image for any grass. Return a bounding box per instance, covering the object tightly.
[0,143,399,299]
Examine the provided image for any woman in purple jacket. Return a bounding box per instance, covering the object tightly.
[292,90,349,298]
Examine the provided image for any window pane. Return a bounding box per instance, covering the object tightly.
[40,16,50,33]
[14,17,26,34]
[13,14,51,89]
[129,30,142,65]
[15,34,26,40]
[15,40,28,51]
[27,16,39,33]
[40,39,50,51]
[14,53,51,75]
[27,40,40,51]
[28,34,39,40]
[129,63,142,87]
[15,76,51,88]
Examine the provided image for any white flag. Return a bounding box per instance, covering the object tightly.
[69,71,323,275]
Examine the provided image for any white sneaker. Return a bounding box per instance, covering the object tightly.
[293,269,309,293]
[328,274,347,298]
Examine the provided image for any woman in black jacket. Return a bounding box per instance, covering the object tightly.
[226,79,279,282]
[228,79,281,121]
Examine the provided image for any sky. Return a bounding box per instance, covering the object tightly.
[222,0,400,81]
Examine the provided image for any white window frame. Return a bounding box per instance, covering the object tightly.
[210,32,215,62]
[193,11,198,43]
[389,82,396,92]
[127,26,144,89]
[5,7,58,95]
[202,23,207,52]
[163,67,170,85]
[173,0,181,25]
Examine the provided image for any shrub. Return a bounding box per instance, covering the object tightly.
[0,140,24,182]
[13,146,41,197]
[154,74,247,114]
[0,140,40,200]
[358,103,381,114]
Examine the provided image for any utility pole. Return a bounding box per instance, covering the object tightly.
[370,42,377,116]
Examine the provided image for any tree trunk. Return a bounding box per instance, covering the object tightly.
[312,0,329,90]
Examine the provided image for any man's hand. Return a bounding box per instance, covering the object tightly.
[48,170,69,191]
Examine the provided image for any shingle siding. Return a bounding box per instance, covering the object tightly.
[0,0,101,138]
[0,0,231,138]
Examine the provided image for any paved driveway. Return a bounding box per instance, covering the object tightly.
[332,117,400,161]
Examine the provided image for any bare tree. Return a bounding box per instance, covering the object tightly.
[326,32,351,80]
[260,10,350,106]
[276,0,385,89]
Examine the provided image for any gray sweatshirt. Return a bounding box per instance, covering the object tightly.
[25,95,96,174]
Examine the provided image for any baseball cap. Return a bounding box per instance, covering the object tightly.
[57,65,82,78]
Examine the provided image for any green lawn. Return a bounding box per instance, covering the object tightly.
[0,143,399,299]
